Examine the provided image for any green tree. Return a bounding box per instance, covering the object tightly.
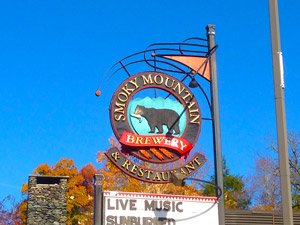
[203,158,251,209]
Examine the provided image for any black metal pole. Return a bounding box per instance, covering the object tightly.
[268,1,293,224]
[206,25,225,225]
[94,174,104,225]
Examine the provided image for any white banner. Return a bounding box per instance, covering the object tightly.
[103,191,219,225]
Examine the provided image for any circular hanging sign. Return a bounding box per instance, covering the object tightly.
[109,71,202,163]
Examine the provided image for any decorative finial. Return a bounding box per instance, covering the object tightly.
[95,90,101,96]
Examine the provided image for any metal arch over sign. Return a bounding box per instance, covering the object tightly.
[95,28,224,225]
[96,36,219,184]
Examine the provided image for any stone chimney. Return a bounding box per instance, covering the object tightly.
[27,175,68,225]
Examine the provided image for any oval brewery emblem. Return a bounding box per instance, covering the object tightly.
[105,71,207,183]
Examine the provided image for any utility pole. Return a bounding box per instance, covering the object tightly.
[206,25,225,225]
[268,1,293,224]
[94,174,104,225]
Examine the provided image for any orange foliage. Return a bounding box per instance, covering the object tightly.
[80,163,97,196]
[97,151,144,192]
[18,200,27,224]
[20,159,96,225]
[252,204,276,211]
[97,136,208,196]
[18,136,209,224]
[32,163,52,175]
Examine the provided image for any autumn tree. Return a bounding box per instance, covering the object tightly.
[18,186,27,225]
[203,158,252,209]
[97,136,210,196]
[79,163,98,224]
[0,195,22,225]
[19,159,97,225]
[18,136,211,224]
[97,151,207,196]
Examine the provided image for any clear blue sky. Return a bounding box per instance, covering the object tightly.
[0,0,299,200]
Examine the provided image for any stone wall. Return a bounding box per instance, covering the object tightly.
[27,175,68,225]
